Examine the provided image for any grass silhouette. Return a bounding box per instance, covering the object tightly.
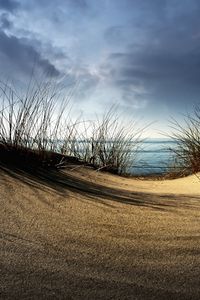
[0,79,142,174]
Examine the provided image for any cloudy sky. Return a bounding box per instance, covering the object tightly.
[0,0,199,136]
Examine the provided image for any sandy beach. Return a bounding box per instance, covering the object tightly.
[0,164,200,299]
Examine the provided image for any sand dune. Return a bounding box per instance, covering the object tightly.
[0,165,200,299]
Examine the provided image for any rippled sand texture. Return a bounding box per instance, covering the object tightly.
[1,165,200,299]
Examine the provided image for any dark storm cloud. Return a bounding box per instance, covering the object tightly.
[0,30,60,78]
[0,0,20,12]
[104,26,130,46]
[108,49,200,102]
[68,0,88,10]
[0,13,13,29]
[27,0,89,11]
[103,0,200,108]
[21,0,92,31]
[0,0,199,116]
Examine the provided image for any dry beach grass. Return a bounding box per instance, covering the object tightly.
[0,163,200,299]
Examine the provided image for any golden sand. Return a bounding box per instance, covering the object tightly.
[0,165,200,299]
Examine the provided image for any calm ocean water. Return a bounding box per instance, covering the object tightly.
[58,138,176,175]
[130,139,176,175]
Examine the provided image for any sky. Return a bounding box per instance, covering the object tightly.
[0,0,199,137]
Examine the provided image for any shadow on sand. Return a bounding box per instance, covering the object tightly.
[0,163,199,212]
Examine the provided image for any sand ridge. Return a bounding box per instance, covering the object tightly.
[0,165,200,299]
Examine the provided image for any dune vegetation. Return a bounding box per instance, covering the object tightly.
[0,79,142,175]
[0,77,199,177]
[168,105,200,177]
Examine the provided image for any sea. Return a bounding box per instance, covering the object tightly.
[57,138,177,175]
[130,139,177,175]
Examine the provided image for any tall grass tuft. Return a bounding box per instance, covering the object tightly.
[0,78,144,175]
[67,107,143,174]
[0,79,74,167]
[168,105,200,176]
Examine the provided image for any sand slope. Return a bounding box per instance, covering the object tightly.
[0,165,200,299]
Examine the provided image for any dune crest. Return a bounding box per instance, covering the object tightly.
[0,165,200,299]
